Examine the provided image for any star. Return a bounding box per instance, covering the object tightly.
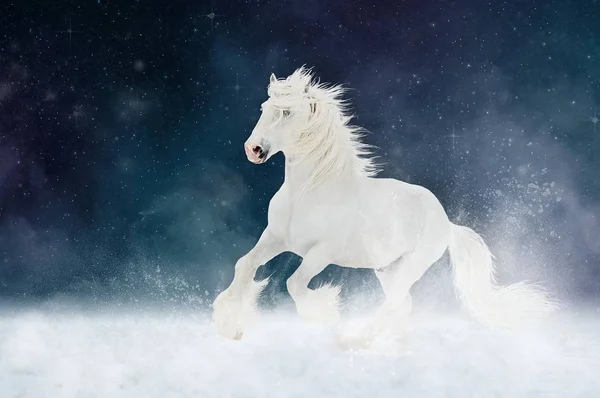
[443,124,465,155]
[590,112,598,132]
[227,73,245,102]
[204,0,224,30]
[57,17,82,51]
[69,104,83,128]
[581,110,599,132]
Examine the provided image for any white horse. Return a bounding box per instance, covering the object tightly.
[212,67,555,344]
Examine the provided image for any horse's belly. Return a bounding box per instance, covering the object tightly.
[335,226,411,269]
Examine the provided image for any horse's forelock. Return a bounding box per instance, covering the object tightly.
[267,66,317,100]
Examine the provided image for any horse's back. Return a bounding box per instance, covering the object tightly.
[334,176,450,268]
[371,177,452,253]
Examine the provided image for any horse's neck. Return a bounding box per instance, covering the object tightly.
[284,156,313,187]
[283,151,356,197]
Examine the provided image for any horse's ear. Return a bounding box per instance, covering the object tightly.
[270,73,277,83]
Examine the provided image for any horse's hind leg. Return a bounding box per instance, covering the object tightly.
[339,251,441,349]
[372,241,448,334]
[371,256,421,335]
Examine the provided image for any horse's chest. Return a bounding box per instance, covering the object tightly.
[268,191,349,256]
[286,203,334,252]
[289,200,328,229]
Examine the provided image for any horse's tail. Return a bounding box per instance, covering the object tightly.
[448,223,557,329]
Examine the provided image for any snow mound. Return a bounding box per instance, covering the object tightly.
[1,307,599,397]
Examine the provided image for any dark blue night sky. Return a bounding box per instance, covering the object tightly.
[0,0,598,304]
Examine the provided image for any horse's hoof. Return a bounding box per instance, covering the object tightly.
[213,309,244,340]
[214,314,244,340]
[215,321,245,340]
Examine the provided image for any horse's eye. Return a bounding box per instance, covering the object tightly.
[282,109,290,117]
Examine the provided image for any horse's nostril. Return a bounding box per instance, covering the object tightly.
[252,145,262,154]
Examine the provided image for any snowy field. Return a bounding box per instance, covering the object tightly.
[1,306,599,398]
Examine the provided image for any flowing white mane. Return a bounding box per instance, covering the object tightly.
[268,67,380,191]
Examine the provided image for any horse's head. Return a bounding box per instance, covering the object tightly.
[244,68,318,164]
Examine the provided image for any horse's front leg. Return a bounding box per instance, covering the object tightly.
[286,246,340,324]
[212,228,284,340]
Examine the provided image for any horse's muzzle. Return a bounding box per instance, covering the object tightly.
[244,142,269,164]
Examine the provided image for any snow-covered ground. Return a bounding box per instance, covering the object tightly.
[1,306,599,398]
